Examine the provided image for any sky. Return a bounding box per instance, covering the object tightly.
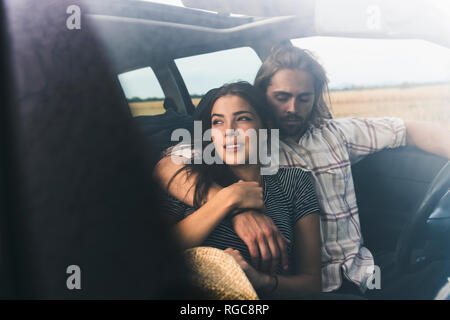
[119,0,450,98]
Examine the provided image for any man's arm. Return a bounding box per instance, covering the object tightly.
[335,117,407,164]
[225,213,322,298]
[230,211,290,274]
[335,117,450,163]
[173,181,263,249]
[405,121,450,159]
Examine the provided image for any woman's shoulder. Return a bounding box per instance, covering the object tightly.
[162,192,192,211]
[265,168,312,198]
[273,167,311,183]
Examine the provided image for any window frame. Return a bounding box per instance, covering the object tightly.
[170,45,267,113]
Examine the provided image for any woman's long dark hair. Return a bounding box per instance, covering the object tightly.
[167,81,274,208]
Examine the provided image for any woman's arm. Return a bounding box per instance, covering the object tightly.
[226,212,322,298]
[173,181,264,250]
[153,155,222,206]
[154,155,289,271]
[272,212,322,297]
[175,187,235,249]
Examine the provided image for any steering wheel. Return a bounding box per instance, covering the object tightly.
[395,161,450,271]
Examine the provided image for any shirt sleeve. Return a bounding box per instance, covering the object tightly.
[333,117,407,164]
[291,169,320,223]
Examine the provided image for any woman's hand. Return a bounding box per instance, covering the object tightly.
[224,248,273,292]
[221,180,264,211]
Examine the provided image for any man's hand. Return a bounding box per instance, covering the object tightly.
[231,210,290,275]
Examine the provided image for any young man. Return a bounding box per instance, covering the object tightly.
[154,45,450,298]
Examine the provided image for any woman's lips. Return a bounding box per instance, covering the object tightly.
[224,143,244,152]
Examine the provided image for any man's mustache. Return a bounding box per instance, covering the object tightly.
[280,114,304,122]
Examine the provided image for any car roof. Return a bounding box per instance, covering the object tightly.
[84,0,312,73]
[86,0,258,29]
[85,0,450,74]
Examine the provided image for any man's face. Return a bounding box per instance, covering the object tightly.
[266,69,315,140]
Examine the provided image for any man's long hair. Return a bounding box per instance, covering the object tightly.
[254,44,332,129]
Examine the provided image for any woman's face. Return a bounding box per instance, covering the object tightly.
[211,95,263,166]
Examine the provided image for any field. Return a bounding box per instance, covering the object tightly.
[129,83,450,129]
[328,83,450,129]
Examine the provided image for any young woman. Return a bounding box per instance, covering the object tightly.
[162,82,322,298]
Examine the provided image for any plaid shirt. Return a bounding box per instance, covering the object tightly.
[277,118,407,292]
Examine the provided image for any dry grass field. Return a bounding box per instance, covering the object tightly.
[128,100,166,117]
[129,83,450,129]
[328,83,450,130]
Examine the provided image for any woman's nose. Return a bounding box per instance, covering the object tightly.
[224,121,237,134]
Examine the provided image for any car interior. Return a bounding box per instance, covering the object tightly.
[1,0,449,299]
[88,0,450,267]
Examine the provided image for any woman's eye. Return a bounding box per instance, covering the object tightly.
[212,119,223,125]
[237,116,252,121]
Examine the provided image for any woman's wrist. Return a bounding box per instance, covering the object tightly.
[218,186,239,211]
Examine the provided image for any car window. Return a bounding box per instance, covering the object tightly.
[118,67,166,117]
[175,47,262,107]
[291,37,450,130]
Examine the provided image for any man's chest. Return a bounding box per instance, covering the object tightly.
[279,138,357,213]
[280,135,351,174]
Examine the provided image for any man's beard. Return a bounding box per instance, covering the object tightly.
[277,113,312,140]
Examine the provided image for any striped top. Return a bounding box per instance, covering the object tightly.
[163,168,320,275]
